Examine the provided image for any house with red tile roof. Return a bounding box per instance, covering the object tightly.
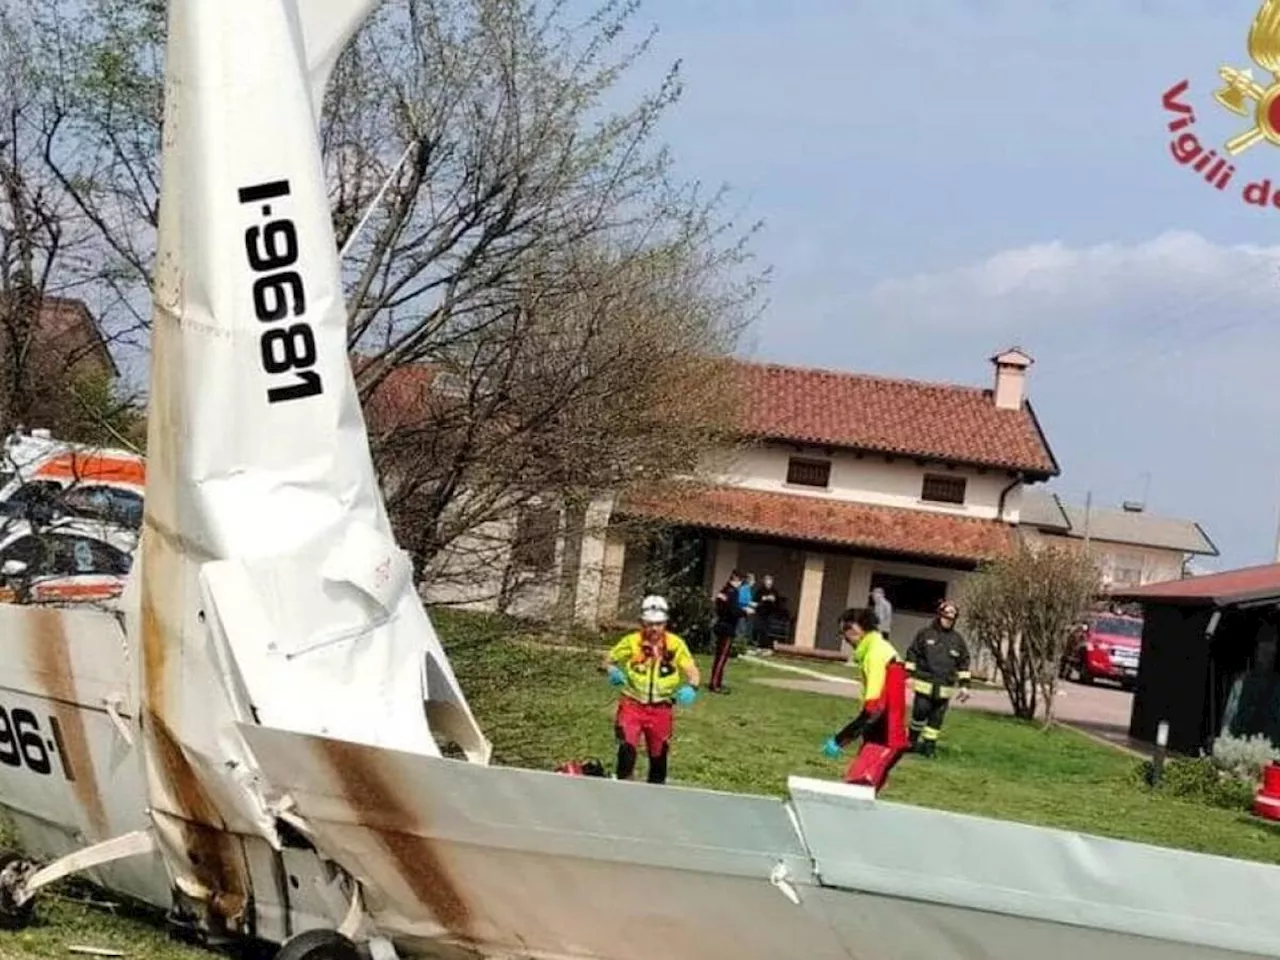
[580,347,1061,652]
[398,345,1063,648]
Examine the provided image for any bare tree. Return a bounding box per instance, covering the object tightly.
[959,541,1100,727]
[24,0,763,604]
[367,243,748,602]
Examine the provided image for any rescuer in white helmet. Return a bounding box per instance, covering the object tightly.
[601,594,700,784]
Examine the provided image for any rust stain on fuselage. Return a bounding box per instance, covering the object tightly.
[140,580,248,924]
[25,607,110,841]
[318,738,476,939]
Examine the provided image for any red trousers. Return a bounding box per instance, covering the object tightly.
[844,661,909,789]
[615,697,674,755]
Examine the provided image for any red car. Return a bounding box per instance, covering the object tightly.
[1060,613,1143,690]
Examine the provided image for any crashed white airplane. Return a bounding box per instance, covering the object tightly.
[0,1,1277,958]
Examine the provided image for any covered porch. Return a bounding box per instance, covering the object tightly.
[605,483,1015,654]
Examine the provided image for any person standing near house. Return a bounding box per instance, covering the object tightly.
[820,608,910,789]
[709,570,745,692]
[869,586,893,639]
[753,573,780,649]
[602,595,700,784]
[903,599,971,757]
[736,572,757,646]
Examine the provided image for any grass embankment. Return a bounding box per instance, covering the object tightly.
[1,610,1277,957]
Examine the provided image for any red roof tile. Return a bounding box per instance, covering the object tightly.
[1112,563,1280,606]
[733,361,1058,477]
[620,483,1015,564]
[359,355,1060,479]
[358,360,440,430]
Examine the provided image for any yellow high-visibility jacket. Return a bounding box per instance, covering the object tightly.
[606,631,695,704]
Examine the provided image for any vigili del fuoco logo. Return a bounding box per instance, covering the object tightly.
[1162,0,1280,208]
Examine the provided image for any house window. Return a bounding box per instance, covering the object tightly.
[511,504,559,573]
[869,573,948,616]
[921,473,966,505]
[786,457,831,488]
[1110,554,1144,588]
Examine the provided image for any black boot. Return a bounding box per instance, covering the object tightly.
[919,738,937,759]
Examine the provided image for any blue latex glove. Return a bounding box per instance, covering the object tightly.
[821,736,842,759]
[607,665,626,687]
[674,684,697,706]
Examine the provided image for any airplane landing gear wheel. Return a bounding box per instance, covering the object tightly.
[274,929,362,960]
[0,852,37,930]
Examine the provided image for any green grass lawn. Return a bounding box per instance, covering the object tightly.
[1,610,1278,958]
[443,612,1280,864]
[0,884,214,960]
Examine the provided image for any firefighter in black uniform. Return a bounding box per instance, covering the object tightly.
[904,599,971,757]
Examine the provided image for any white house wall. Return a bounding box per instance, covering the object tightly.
[705,443,1024,522]
[1090,541,1185,588]
[1019,529,1187,589]
[420,493,621,623]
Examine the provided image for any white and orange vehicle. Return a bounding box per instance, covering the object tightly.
[0,516,134,605]
[0,439,144,532]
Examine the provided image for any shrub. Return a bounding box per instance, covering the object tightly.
[1132,755,1259,811]
[1210,732,1280,784]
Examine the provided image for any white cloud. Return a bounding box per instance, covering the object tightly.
[764,231,1280,568]
[865,230,1280,340]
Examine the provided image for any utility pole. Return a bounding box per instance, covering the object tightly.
[1273,497,1280,563]
[1082,490,1092,548]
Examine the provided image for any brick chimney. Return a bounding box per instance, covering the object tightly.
[991,347,1033,411]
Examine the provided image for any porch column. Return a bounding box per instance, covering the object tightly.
[710,538,739,591]
[794,552,827,649]
[846,560,873,608]
[573,495,616,624]
[593,530,628,626]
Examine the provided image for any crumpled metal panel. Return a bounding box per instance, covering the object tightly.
[244,725,851,960]
[789,777,1280,959]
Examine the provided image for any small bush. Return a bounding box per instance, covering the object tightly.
[1132,755,1258,811]
[1210,732,1280,784]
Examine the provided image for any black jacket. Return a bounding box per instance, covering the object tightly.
[905,622,971,693]
[753,583,780,620]
[713,582,744,634]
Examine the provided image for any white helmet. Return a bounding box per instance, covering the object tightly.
[640,594,669,624]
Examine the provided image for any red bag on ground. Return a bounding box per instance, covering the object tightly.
[844,742,898,789]
[842,660,910,789]
[883,660,910,751]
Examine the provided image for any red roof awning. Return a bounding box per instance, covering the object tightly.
[1111,563,1280,607]
[619,483,1014,565]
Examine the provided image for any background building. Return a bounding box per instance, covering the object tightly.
[1019,490,1218,589]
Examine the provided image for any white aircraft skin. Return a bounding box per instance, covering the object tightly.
[0,2,1279,959]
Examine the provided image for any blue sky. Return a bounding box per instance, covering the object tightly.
[615,0,1280,570]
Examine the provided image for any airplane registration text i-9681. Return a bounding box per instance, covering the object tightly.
[0,705,74,781]
[238,179,326,406]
